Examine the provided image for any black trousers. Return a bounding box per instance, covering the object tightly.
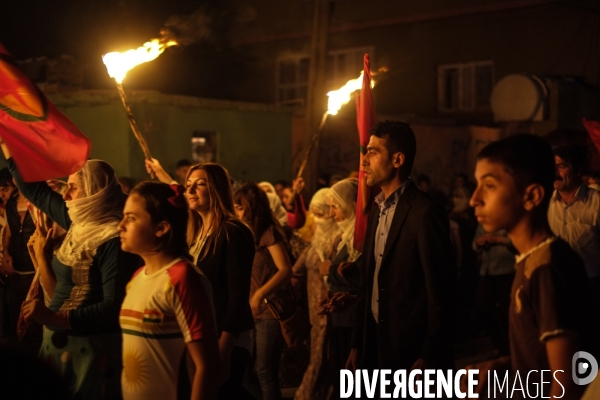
[220,346,252,400]
[328,324,354,400]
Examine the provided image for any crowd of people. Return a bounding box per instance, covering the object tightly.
[0,120,598,400]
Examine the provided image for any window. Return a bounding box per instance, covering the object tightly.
[325,46,375,89]
[275,46,374,104]
[192,131,217,163]
[276,57,310,104]
[437,61,494,112]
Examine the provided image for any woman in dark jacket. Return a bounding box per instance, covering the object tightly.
[146,159,255,399]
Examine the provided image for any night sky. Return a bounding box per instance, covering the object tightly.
[0,0,248,98]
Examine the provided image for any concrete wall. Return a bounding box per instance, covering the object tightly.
[49,90,292,183]
[224,0,599,186]
[230,0,600,124]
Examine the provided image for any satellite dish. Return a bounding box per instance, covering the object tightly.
[491,74,547,122]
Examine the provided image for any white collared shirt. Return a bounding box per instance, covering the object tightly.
[547,184,600,278]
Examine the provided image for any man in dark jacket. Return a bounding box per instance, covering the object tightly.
[347,121,455,384]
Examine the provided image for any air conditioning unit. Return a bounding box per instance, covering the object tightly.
[491,73,548,122]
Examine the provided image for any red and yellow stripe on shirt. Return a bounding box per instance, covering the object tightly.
[120,309,183,340]
[120,260,217,343]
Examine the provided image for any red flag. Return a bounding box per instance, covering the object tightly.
[583,118,600,155]
[0,43,91,181]
[354,54,377,253]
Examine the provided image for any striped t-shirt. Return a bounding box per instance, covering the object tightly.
[120,258,217,400]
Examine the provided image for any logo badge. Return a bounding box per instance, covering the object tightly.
[572,351,598,385]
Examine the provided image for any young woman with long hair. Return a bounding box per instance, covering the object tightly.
[233,182,293,400]
[146,159,255,400]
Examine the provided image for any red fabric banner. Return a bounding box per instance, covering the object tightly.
[0,43,91,181]
[583,118,600,155]
[354,54,377,253]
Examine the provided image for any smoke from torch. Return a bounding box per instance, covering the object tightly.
[159,6,214,47]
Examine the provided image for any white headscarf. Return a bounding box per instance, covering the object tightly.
[258,181,276,194]
[56,160,127,267]
[309,188,340,261]
[266,192,288,227]
[328,178,360,262]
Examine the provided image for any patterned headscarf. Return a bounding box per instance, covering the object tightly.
[309,188,340,261]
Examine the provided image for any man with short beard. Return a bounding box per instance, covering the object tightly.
[346,121,455,387]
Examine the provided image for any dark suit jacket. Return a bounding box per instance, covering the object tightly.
[352,180,455,370]
[195,219,255,337]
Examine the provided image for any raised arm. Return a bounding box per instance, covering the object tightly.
[145,158,177,184]
[28,226,57,299]
[5,158,70,230]
[289,178,307,229]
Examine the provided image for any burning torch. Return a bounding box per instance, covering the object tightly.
[102,39,176,177]
[296,71,375,179]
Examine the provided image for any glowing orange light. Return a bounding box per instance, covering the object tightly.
[326,71,375,116]
[102,39,176,84]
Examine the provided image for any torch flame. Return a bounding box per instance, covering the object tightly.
[326,71,375,116]
[102,39,177,84]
